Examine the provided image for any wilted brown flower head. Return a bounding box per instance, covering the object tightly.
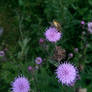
[53,46,66,62]
[79,88,87,92]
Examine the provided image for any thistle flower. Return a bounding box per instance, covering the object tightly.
[45,27,61,42]
[74,48,78,53]
[88,22,92,34]
[35,57,42,64]
[0,27,3,36]
[81,21,85,25]
[56,62,78,86]
[39,38,44,44]
[11,76,30,92]
[68,53,73,58]
[0,51,5,57]
[28,66,32,71]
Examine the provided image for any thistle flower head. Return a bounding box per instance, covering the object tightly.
[0,27,3,36]
[0,51,5,57]
[39,38,44,44]
[11,76,30,92]
[68,53,73,58]
[35,57,42,64]
[88,22,92,34]
[28,66,32,71]
[81,21,85,25]
[56,62,78,86]
[74,48,78,53]
[45,27,61,42]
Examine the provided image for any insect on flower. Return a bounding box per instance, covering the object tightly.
[51,20,62,32]
[45,27,61,42]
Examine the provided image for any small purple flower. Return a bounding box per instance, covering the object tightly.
[39,38,44,44]
[81,21,85,25]
[45,27,61,42]
[74,48,78,53]
[35,57,42,64]
[88,22,92,34]
[28,66,32,71]
[0,27,3,36]
[0,51,5,57]
[56,62,78,86]
[11,76,30,92]
[68,53,73,58]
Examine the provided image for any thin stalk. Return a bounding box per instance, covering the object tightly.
[32,70,39,92]
[19,15,24,41]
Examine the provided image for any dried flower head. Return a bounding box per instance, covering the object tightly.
[53,46,66,62]
[45,27,61,42]
[79,88,87,92]
[56,62,78,86]
[11,76,30,92]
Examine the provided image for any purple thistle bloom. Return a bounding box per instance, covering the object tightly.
[28,66,32,71]
[0,51,5,57]
[68,53,73,58]
[81,21,85,25]
[0,27,3,36]
[74,48,78,53]
[39,38,44,44]
[45,27,61,42]
[11,76,30,92]
[56,62,78,86]
[88,22,92,34]
[35,57,42,64]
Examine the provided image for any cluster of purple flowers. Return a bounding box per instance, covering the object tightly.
[10,24,81,92]
[81,20,92,34]
[88,22,92,34]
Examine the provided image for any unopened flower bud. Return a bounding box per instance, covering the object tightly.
[68,53,73,58]
[28,66,32,71]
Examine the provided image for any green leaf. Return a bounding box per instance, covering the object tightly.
[18,0,24,6]
[89,0,92,5]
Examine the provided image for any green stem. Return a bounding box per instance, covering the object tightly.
[19,15,24,41]
[32,70,38,92]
